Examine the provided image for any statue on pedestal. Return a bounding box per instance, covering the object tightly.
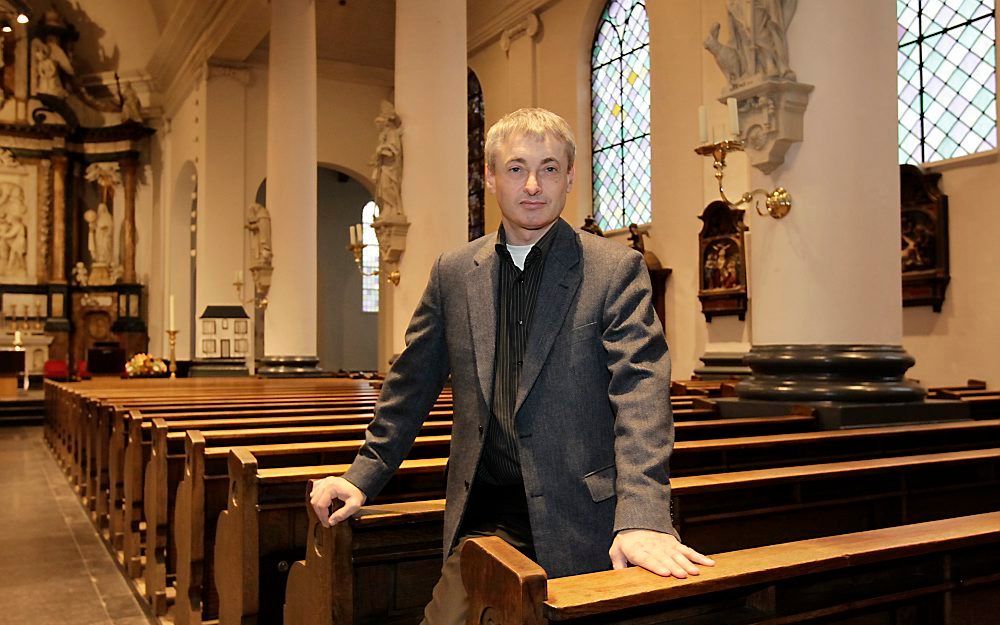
[372,100,403,218]
[120,83,143,123]
[246,202,272,267]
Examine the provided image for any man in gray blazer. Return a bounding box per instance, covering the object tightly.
[311,108,712,624]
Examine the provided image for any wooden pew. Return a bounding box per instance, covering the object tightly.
[275,447,1000,625]
[462,511,1000,624]
[142,419,453,614]
[182,453,448,625]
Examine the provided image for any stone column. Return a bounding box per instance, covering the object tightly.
[260,0,319,374]
[50,152,68,284]
[389,0,468,354]
[734,0,929,423]
[120,155,138,283]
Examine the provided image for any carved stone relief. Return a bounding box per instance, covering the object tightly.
[0,149,36,283]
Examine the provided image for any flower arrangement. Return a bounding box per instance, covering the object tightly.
[125,353,168,378]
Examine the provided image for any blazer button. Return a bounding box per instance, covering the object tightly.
[478,424,484,435]
[464,480,470,490]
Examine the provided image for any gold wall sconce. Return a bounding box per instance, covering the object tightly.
[695,139,791,219]
[347,224,401,286]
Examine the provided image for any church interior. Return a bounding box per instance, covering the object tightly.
[1,0,1000,624]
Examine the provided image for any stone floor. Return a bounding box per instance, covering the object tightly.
[0,426,153,625]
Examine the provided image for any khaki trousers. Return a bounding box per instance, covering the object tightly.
[420,484,535,625]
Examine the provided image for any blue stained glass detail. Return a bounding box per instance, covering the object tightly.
[897,0,996,164]
[591,0,651,231]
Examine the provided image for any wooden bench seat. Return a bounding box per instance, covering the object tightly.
[462,511,1000,624]
[274,448,1000,625]
[178,454,449,625]
[142,420,453,613]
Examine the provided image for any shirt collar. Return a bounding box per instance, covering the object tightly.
[495,221,560,263]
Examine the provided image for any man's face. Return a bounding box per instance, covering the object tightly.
[486,132,575,245]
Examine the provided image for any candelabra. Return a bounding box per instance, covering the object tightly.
[348,240,400,286]
[166,329,178,379]
[695,139,792,219]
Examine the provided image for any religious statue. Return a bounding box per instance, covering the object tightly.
[72,261,89,286]
[627,223,663,271]
[120,83,143,123]
[0,183,28,278]
[372,100,403,217]
[31,38,73,98]
[707,0,798,89]
[85,203,114,265]
[581,215,604,237]
[246,202,272,267]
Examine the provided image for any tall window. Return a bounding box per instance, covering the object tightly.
[898,0,997,163]
[468,69,486,241]
[361,201,379,313]
[591,0,651,232]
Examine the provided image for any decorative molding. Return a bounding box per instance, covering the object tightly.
[36,159,51,283]
[0,149,22,169]
[468,0,558,54]
[147,0,255,118]
[207,61,252,87]
[500,12,541,55]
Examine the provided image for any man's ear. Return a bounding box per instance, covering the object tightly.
[566,163,576,193]
[485,162,496,194]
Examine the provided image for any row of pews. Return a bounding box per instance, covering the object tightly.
[43,376,1000,625]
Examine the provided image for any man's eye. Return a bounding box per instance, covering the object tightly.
[509,167,521,173]
[546,166,558,173]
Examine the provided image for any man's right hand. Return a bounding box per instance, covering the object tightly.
[309,476,367,527]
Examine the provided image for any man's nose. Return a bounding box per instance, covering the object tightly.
[524,173,541,195]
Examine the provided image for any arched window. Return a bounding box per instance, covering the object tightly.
[361,201,379,313]
[898,0,996,163]
[591,0,651,232]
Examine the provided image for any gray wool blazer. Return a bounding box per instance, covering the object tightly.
[342,218,676,578]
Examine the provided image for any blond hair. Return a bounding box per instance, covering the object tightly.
[484,108,577,171]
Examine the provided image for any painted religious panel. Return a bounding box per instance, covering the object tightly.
[900,164,949,312]
[697,200,748,321]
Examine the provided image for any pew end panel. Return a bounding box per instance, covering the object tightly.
[283,480,354,625]
[215,447,260,625]
[143,417,170,614]
[122,410,147,577]
[174,430,208,625]
[462,536,548,625]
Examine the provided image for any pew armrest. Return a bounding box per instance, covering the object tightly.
[461,536,547,625]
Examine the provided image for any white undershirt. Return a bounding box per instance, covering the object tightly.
[506,243,534,270]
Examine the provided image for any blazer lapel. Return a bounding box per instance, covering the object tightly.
[514,220,582,416]
[467,238,499,409]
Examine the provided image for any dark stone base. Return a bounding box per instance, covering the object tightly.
[714,397,971,430]
[693,351,751,379]
[188,358,250,378]
[738,344,925,403]
[256,355,329,378]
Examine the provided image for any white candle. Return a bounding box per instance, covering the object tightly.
[349,225,357,246]
[698,105,708,144]
[727,97,740,136]
[236,270,243,284]
[355,224,364,245]
[169,295,176,331]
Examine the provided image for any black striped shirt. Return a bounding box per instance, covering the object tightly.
[477,224,558,485]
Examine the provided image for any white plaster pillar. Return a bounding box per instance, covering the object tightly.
[390,0,468,354]
[263,0,318,362]
[738,0,922,404]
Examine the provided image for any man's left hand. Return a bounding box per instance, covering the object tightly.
[610,529,715,578]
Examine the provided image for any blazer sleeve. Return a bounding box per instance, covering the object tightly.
[342,255,451,501]
[600,250,678,539]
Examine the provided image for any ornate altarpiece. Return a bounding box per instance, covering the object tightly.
[698,200,748,321]
[900,164,950,312]
[0,9,153,374]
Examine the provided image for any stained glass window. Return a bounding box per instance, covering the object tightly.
[361,201,379,313]
[468,69,486,241]
[898,0,997,163]
[592,0,651,232]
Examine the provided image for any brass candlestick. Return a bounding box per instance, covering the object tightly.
[348,241,400,286]
[695,139,792,219]
[166,329,178,379]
